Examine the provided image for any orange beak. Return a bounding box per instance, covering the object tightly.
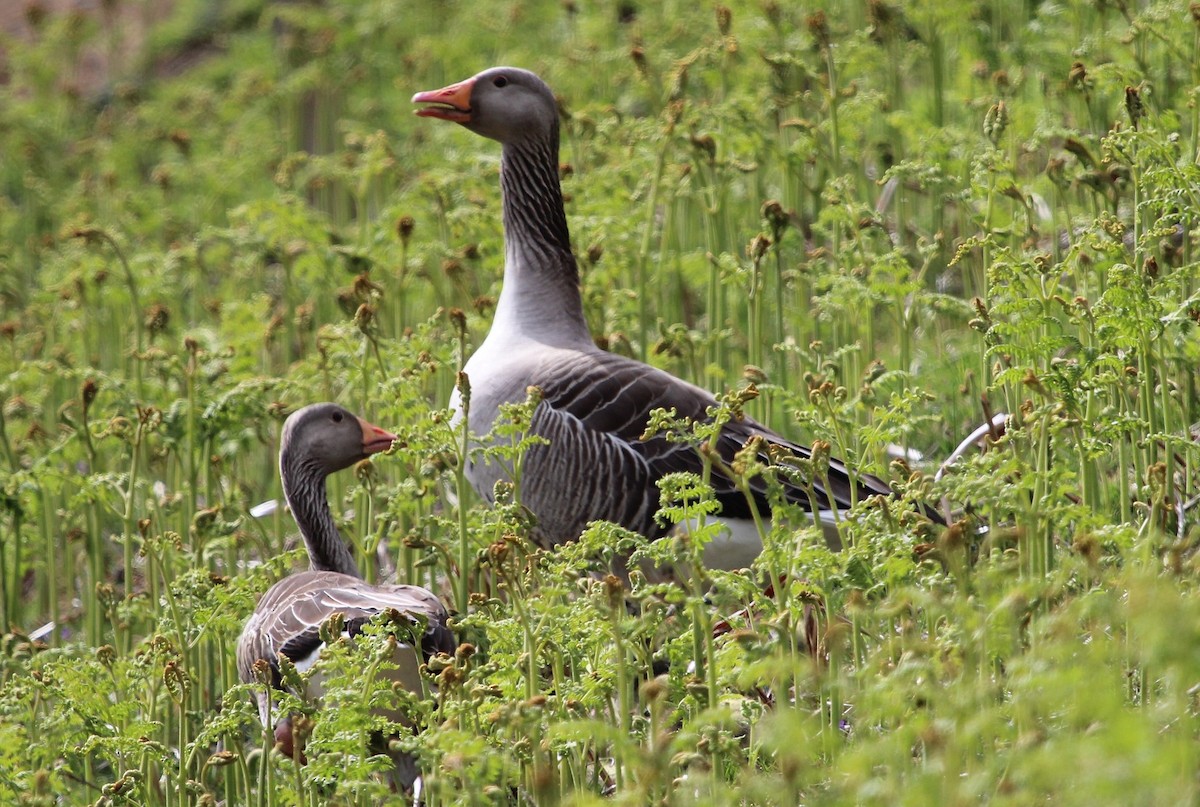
[357,417,397,455]
[412,77,476,123]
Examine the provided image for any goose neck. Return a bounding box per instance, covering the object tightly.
[497,136,590,345]
[280,456,359,577]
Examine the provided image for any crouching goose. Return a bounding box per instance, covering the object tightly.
[237,403,454,785]
[413,68,906,569]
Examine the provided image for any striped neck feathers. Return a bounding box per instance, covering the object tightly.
[280,454,359,578]
[496,123,590,345]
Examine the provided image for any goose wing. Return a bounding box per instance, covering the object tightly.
[237,571,454,690]
[522,349,894,543]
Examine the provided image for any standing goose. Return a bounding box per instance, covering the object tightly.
[237,403,454,782]
[413,68,901,568]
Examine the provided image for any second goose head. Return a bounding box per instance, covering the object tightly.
[281,402,396,477]
[280,403,396,576]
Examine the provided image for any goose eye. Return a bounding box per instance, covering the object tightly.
[331,411,344,423]
[493,75,508,88]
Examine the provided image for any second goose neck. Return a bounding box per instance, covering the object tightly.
[281,457,359,578]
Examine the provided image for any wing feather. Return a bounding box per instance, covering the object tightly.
[517,348,897,545]
[237,571,454,692]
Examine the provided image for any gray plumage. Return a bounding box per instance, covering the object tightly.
[414,68,897,561]
[236,403,453,779]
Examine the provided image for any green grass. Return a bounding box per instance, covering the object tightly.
[2,0,1200,804]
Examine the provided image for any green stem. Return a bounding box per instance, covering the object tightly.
[87,504,103,644]
[185,355,197,560]
[0,407,16,472]
[610,600,631,737]
[395,238,409,339]
[95,230,146,400]
[40,486,58,642]
[635,139,671,362]
[0,512,11,631]
[824,44,841,178]
[454,329,472,617]
[123,419,145,602]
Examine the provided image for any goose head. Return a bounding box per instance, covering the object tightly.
[413,67,557,145]
[281,403,396,476]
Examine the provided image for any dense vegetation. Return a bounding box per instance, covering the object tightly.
[2,0,1200,803]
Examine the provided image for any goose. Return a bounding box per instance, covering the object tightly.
[236,402,454,784]
[413,67,908,569]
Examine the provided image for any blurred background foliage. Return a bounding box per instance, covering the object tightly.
[2,0,1200,804]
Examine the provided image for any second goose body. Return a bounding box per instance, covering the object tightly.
[236,403,454,780]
